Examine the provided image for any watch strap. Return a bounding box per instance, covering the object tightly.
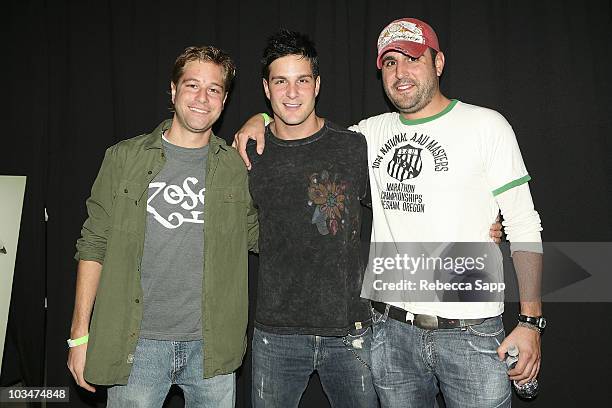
[518,314,546,332]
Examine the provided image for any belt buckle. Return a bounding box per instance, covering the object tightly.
[414,314,439,330]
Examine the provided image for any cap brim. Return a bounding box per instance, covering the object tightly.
[376,42,429,69]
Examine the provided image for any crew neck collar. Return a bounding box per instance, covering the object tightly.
[399,99,458,125]
[266,120,328,147]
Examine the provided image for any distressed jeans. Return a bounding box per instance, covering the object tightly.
[107,338,235,408]
[251,327,379,408]
[371,309,511,408]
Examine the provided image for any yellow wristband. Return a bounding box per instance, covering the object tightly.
[261,113,272,126]
[67,334,89,348]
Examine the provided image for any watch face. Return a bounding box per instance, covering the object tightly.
[519,314,546,331]
[538,318,547,329]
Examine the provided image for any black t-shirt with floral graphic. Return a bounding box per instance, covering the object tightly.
[247,120,371,336]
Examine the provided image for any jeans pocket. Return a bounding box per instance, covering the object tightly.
[464,318,506,366]
[346,325,370,338]
[343,326,371,348]
[467,316,504,337]
[342,327,372,370]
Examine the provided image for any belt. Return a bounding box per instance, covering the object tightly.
[372,301,486,330]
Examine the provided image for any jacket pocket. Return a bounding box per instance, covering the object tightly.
[206,186,247,240]
[222,187,246,203]
[111,180,145,233]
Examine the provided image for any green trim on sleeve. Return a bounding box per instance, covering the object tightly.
[492,175,531,196]
[399,99,458,125]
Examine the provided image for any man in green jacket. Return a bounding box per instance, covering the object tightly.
[67,45,258,407]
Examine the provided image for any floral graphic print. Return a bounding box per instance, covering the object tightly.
[307,170,349,235]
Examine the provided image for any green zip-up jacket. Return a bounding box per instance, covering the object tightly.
[75,119,258,384]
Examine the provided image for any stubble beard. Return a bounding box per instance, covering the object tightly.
[385,68,438,115]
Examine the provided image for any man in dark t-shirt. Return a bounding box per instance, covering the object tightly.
[247,30,378,408]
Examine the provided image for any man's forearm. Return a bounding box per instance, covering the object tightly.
[512,251,543,316]
[70,260,102,338]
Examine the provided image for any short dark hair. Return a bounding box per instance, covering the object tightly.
[261,29,319,80]
[172,45,236,91]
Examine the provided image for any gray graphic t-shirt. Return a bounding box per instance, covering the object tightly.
[139,136,208,340]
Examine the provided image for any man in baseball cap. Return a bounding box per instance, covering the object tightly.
[362,17,544,408]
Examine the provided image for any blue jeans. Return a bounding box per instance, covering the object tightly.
[251,327,379,408]
[371,309,511,408]
[107,338,235,408]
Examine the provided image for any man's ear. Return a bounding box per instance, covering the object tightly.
[170,81,177,104]
[315,76,321,97]
[263,78,270,100]
[435,51,445,77]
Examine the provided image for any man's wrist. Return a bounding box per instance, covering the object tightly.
[67,333,89,348]
[518,313,547,333]
[517,321,542,334]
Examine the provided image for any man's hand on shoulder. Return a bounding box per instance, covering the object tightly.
[232,113,269,169]
[489,213,503,244]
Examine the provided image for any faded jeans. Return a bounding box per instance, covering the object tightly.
[107,338,235,408]
[371,308,511,408]
[251,327,379,408]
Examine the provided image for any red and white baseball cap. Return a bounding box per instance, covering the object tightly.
[376,18,440,69]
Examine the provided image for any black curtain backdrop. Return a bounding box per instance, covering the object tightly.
[2,0,612,407]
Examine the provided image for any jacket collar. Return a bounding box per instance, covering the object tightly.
[143,119,227,154]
